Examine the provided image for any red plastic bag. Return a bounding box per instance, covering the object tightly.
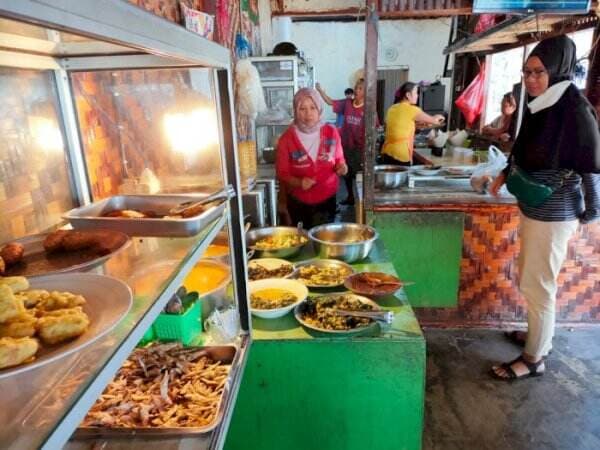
[455,63,487,127]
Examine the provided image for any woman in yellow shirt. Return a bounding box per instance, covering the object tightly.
[381,82,445,165]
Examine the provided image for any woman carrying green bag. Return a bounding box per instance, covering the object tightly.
[489,35,600,381]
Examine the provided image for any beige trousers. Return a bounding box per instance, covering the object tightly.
[518,214,579,359]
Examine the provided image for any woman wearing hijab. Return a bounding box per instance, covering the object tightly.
[489,35,600,380]
[276,88,348,229]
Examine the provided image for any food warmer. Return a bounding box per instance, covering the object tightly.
[0,1,251,449]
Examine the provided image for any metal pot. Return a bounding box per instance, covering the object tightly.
[246,226,309,258]
[308,222,378,263]
[374,165,409,189]
[262,147,276,164]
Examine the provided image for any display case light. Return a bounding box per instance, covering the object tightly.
[29,116,64,153]
[163,107,219,158]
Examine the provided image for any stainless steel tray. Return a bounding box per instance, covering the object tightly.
[74,345,239,438]
[63,193,228,237]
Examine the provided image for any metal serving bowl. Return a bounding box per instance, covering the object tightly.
[308,223,378,263]
[375,165,409,189]
[246,226,309,258]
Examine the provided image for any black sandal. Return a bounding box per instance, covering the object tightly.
[490,355,545,381]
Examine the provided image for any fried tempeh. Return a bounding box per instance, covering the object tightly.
[37,307,90,345]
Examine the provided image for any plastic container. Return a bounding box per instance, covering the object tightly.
[137,326,156,347]
[153,300,202,345]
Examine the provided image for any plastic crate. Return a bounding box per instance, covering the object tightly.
[153,300,202,345]
[137,325,156,347]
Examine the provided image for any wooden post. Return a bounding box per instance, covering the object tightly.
[363,0,379,223]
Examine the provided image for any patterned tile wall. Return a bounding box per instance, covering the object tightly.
[0,69,75,243]
[416,207,600,325]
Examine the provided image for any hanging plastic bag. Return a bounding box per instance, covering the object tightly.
[470,145,508,193]
[235,58,267,119]
[455,62,487,127]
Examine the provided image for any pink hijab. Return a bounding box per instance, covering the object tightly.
[293,87,324,134]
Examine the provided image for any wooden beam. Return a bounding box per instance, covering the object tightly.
[273,6,472,19]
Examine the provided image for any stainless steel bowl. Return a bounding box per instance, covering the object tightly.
[375,165,409,189]
[246,226,309,258]
[308,222,378,263]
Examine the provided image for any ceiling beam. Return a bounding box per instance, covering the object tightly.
[273,7,472,19]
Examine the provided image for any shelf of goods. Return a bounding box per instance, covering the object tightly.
[0,2,250,449]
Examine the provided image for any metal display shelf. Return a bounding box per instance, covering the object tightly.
[0,214,242,449]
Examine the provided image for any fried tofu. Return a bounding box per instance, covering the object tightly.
[0,276,29,294]
[0,285,25,323]
[0,337,38,369]
[37,307,90,345]
[37,290,86,312]
[0,312,37,338]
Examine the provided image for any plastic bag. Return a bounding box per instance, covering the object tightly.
[455,63,487,127]
[235,58,266,119]
[470,145,508,193]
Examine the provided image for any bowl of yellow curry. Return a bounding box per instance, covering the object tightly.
[248,278,308,319]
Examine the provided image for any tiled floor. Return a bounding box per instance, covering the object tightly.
[423,327,600,450]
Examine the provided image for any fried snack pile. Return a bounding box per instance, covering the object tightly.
[0,276,90,370]
[247,262,294,281]
[82,343,230,428]
[296,264,352,287]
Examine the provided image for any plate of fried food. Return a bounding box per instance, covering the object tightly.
[0,229,130,278]
[0,273,132,378]
[294,293,381,334]
[78,344,235,435]
[292,259,355,288]
[344,272,404,297]
[247,258,295,281]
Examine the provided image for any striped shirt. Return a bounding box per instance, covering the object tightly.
[518,170,600,223]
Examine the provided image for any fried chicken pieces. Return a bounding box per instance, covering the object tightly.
[0,276,90,370]
[0,243,25,275]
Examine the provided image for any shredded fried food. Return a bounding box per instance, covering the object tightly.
[254,234,307,250]
[297,264,352,287]
[250,288,297,309]
[247,263,293,281]
[82,343,231,429]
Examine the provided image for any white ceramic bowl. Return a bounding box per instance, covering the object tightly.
[248,278,308,319]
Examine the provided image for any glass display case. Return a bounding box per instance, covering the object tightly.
[0,1,250,449]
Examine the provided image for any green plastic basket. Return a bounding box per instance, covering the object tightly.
[153,300,202,345]
[137,325,156,347]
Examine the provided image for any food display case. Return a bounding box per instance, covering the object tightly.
[0,1,250,449]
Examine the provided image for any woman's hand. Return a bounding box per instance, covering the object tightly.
[499,133,511,142]
[335,162,348,176]
[301,177,317,190]
[489,172,506,196]
[433,114,445,125]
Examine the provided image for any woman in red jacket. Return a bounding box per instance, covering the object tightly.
[276,88,348,228]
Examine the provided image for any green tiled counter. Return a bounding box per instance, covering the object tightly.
[225,242,425,450]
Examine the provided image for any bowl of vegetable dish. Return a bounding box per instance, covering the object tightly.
[248,278,308,319]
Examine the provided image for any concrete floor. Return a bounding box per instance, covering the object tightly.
[423,327,600,450]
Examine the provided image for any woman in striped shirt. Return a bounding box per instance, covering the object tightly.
[489,35,600,380]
